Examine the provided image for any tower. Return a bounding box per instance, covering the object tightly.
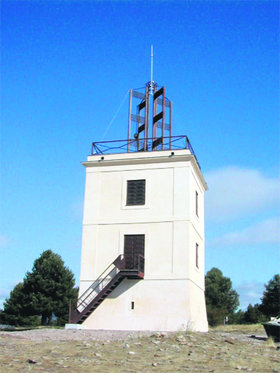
[69,80,208,332]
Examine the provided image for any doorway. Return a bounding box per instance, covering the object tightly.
[124,234,145,270]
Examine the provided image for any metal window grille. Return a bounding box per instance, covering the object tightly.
[126,180,146,205]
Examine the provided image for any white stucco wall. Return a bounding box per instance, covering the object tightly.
[78,149,208,332]
[82,278,207,332]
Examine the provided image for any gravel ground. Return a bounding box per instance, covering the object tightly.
[0,329,157,342]
[0,327,268,343]
[0,326,279,372]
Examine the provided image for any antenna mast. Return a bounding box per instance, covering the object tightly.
[127,45,172,152]
[150,45,154,95]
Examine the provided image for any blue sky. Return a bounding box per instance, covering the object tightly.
[1,0,279,310]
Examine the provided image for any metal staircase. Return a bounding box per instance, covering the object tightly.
[69,254,144,324]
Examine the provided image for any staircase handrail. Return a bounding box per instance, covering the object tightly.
[76,255,123,310]
[137,254,145,273]
[69,253,145,323]
[77,267,117,310]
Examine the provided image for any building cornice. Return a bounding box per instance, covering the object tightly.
[82,150,208,190]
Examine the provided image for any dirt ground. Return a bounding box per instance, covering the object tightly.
[0,325,279,372]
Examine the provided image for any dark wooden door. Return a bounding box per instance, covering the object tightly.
[124,234,145,270]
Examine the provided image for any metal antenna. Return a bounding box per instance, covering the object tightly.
[150,45,154,95]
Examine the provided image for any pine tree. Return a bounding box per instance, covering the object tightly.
[260,274,280,318]
[2,250,78,326]
[205,267,239,326]
[244,304,266,324]
[2,283,41,326]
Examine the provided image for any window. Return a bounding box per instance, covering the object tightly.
[195,191,199,217]
[196,243,199,268]
[126,179,145,206]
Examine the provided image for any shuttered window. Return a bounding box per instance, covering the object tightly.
[195,191,199,217]
[126,179,146,205]
[196,243,199,268]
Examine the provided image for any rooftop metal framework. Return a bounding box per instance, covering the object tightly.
[128,82,172,152]
[89,81,201,168]
[91,135,200,169]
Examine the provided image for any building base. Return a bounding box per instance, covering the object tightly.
[65,323,85,330]
[80,278,208,332]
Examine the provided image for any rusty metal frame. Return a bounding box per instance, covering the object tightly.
[143,85,149,151]
[127,83,174,152]
[169,100,173,149]
[128,86,150,151]
[152,85,157,142]
[136,85,149,151]
[127,89,133,152]
[152,86,166,150]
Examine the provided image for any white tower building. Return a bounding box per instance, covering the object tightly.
[69,82,208,332]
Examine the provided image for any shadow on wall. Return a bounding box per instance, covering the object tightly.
[108,278,140,298]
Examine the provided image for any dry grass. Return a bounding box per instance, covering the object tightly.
[0,325,279,373]
[212,324,265,334]
[266,336,276,348]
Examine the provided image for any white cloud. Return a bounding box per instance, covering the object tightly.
[210,217,280,247]
[235,281,264,309]
[205,167,280,222]
[0,234,9,247]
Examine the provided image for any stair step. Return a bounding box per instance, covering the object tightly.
[72,260,131,324]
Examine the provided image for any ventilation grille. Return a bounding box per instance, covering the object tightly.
[126,180,145,205]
